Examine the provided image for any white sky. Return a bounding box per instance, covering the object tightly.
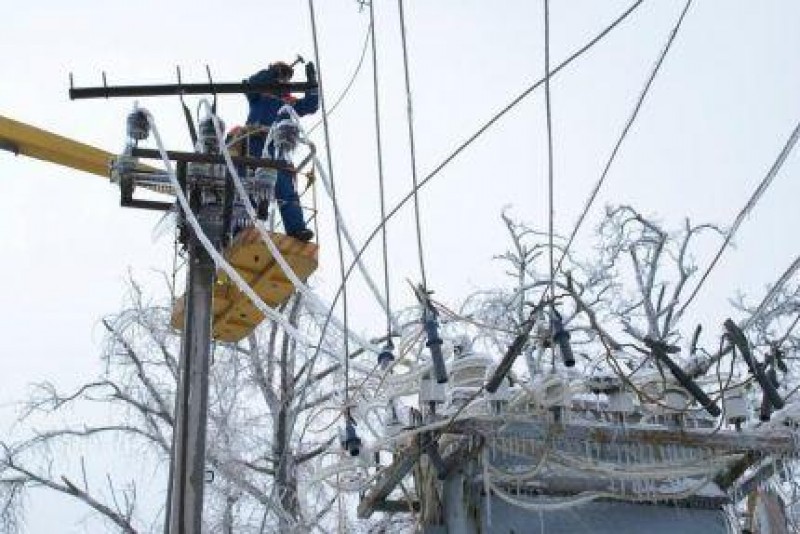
[2,1,800,531]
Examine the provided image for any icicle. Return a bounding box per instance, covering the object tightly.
[483,449,493,528]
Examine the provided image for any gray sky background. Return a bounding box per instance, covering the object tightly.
[2,1,799,531]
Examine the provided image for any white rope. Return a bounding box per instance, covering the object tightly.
[144,109,315,348]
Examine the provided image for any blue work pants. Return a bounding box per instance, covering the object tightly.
[276,168,306,234]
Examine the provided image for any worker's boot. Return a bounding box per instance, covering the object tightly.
[289,228,314,242]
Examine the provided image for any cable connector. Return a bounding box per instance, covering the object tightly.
[340,412,362,457]
[550,309,575,367]
[724,319,784,410]
[411,283,448,384]
[644,336,721,418]
[377,340,395,369]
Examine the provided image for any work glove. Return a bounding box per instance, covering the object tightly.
[305,61,317,84]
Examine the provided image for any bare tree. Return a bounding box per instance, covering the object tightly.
[5,206,800,532]
[0,276,349,533]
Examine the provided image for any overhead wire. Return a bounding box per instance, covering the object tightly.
[308,18,372,135]
[289,106,401,335]
[268,0,650,458]
[287,0,648,425]
[369,0,394,341]
[741,253,800,331]
[679,117,800,318]
[552,0,693,287]
[307,0,352,412]
[327,0,647,314]
[544,0,555,305]
[397,0,429,290]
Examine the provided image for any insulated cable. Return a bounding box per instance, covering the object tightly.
[144,110,316,347]
[286,106,401,334]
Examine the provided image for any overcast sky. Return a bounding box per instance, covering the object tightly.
[2,1,800,531]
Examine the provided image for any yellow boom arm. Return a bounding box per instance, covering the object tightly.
[0,114,119,178]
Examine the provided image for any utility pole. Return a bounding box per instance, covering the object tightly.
[66,76,318,533]
[166,160,218,533]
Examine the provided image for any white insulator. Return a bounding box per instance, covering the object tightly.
[724,386,748,425]
[607,390,636,414]
[586,373,622,394]
[664,387,690,413]
[451,334,473,358]
[419,374,446,404]
[484,365,513,401]
[440,337,455,362]
[383,418,404,438]
[524,345,538,378]
[447,387,478,411]
[449,354,493,388]
[272,119,299,160]
[533,374,570,408]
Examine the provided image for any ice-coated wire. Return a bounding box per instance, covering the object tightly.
[369,0,394,340]
[544,0,555,305]
[308,0,352,408]
[742,253,800,331]
[308,18,372,135]
[680,117,800,317]
[397,0,428,290]
[552,0,693,294]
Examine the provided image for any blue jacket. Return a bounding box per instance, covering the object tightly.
[245,67,319,126]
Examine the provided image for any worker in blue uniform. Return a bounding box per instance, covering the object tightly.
[245,60,318,242]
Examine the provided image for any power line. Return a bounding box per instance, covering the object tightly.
[544,0,555,303]
[308,0,352,406]
[294,0,647,401]
[397,0,428,290]
[553,0,693,283]
[679,117,800,318]
[742,253,800,331]
[308,19,372,135]
[369,0,393,339]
